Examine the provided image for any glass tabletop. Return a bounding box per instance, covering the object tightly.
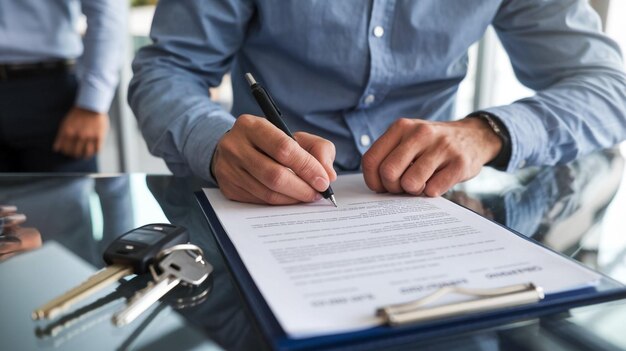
[1,147,626,351]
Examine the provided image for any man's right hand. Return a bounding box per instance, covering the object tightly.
[53,107,109,159]
[211,114,337,205]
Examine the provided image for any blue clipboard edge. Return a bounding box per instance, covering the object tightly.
[194,191,626,351]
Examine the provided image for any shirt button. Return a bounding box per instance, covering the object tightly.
[364,94,375,105]
[373,26,384,38]
[518,160,527,169]
[360,134,371,147]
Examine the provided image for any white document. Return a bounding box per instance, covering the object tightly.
[203,174,600,338]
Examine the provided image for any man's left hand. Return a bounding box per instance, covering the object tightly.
[362,117,502,197]
[53,107,109,159]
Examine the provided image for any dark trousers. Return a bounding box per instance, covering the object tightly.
[0,71,97,172]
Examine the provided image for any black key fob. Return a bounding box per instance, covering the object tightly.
[103,224,189,273]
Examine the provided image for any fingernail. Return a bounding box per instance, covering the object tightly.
[313,177,329,190]
[314,194,323,201]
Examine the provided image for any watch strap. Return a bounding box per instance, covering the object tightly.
[466,112,512,171]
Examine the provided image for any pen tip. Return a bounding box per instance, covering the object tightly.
[329,195,338,208]
[245,73,256,86]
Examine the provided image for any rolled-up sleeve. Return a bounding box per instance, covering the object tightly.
[78,0,127,113]
[128,0,254,182]
[487,0,626,171]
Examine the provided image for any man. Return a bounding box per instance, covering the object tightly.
[0,0,127,172]
[130,0,626,204]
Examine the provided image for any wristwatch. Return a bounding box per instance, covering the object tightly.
[467,112,512,171]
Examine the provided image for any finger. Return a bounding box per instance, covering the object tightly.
[53,133,68,154]
[214,153,265,204]
[221,183,266,204]
[220,163,301,205]
[54,123,74,155]
[84,139,97,159]
[423,163,465,197]
[0,252,19,261]
[249,120,330,192]
[57,135,76,157]
[96,131,106,152]
[294,132,337,181]
[72,138,86,159]
[0,206,17,216]
[53,119,72,152]
[248,150,322,203]
[1,213,27,228]
[362,123,405,192]
[378,140,422,193]
[399,147,446,195]
[94,136,105,153]
[10,227,42,251]
[234,176,300,205]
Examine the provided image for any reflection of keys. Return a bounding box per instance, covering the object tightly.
[32,224,188,320]
[35,274,152,339]
[112,249,213,326]
[166,272,214,310]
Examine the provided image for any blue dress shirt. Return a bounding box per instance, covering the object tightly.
[0,0,127,113]
[129,0,626,183]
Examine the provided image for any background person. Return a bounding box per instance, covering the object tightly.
[0,0,127,172]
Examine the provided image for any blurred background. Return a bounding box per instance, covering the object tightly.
[99,0,626,174]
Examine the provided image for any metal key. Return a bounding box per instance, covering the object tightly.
[32,224,188,320]
[112,248,213,326]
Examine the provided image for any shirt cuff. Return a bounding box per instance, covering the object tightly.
[482,104,549,172]
[75,76,117,113]
[183,111,235,185]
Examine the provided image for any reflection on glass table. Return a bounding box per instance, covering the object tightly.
[448,148,624,270]
[0,204,42,261]
[1,149,626,351]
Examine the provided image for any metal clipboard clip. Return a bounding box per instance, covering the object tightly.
[377,283,545,326]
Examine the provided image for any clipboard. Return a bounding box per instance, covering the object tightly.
[195,192,626,351]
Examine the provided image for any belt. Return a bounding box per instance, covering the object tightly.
[0,60,75,81]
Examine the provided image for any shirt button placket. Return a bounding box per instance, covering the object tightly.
[349,0,393,155]
[360,134,371,147]
[373,26,385,38]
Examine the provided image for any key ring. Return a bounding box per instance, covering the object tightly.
[156,244,204,261]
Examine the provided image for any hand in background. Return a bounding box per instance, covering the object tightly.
[362,117,502,197]
[0,205,42,261]
[53,107,109,159]
[0,205,26,232]
[211,114,337,205]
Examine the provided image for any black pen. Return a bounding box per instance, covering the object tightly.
[245,73,338,207]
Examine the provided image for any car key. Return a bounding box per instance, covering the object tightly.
[112,247,213,326]
[32,224,188,320]
[35,274,152,338]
